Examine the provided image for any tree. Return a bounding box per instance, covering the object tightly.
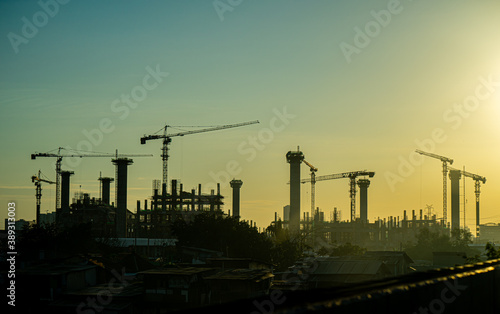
[485,242,500,260]
[404,227,479,261]
[172,212,273,262]
[328,243,366,256]
[266,221,307,271]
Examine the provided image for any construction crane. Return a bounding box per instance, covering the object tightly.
[31,170,56,225]
[415,149,453,225]
[140,120,259,189]
[302,160,318,220]
[31,148,152,210]
[301,170,375,222]
[449,166,486,233]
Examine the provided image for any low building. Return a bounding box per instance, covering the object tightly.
[205,268,274,304]
[48,282,144,313]
[307,259,392,288]
[17,262,98,310]
[364,251,414,276]
[478,223,500,243]
[110,238,178,259]
[139,267,216,310]
[180,246,223,264]
[206,257,274,271]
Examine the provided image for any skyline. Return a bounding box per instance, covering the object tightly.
[1,0,500,231]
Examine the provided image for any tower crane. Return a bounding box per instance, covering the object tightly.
[32,170,56,225]
[31,148,152,210]
[140,120,259,189]
[301,170,375,222]
[449,166,486,234]
[302,160,318,220]
[415,149,453,225]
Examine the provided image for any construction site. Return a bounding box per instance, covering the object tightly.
[279,148,493,250]
[25,118,497,252]
[10,125,499,313]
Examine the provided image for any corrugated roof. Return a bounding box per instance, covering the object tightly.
[312,260,387,275]
[364,251,414,264]
[205,269,274,282]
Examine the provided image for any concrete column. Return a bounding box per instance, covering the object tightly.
[286,150,304,234]
[449,169,461,230]
[99,177,114,205]
[112,158,133,238]
[357,179,370,223]
[60,171,74,212]
[230,179,243,219]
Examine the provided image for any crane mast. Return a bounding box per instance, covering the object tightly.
[140,120,259,189]
[31,170,56,225]
[415,149,453,226]
[302,160,318,220]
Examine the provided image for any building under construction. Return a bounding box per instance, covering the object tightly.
[47,157,231,238]
[275,207,446,251]
[280,148,479,250]
[134,180,225,238]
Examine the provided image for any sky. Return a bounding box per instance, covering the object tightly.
[1,0,500,233]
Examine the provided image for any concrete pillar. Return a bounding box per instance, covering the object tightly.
[286,150,304,234]
[171,179,177,210]
[112,158,133,238]
[230,179,243,219]
[99,177,114,205]
[198,184,202,211]
[191,189,196,211]
[217,183,221,211]
[60,171,74,213]
[162,182,167,211]
[357,179,370,223]
[449,170,461,230]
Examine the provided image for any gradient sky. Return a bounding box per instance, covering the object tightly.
[1,0,500,233]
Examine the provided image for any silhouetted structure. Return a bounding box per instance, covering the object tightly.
[286,149,304,234]
[299,170,375,222]
[57,170,74,226]
[230,179,243,219]
[357,179,370,223]
[113,158,133,237]
[449,169,461,230]
[98,176,114,205]
[134,180,224,239]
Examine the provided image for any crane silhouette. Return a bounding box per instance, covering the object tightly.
[415,149,453,225]
[140,120,259,190]
[31,148,152,210]
[31,170,56,225]
[300,170,375,222]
